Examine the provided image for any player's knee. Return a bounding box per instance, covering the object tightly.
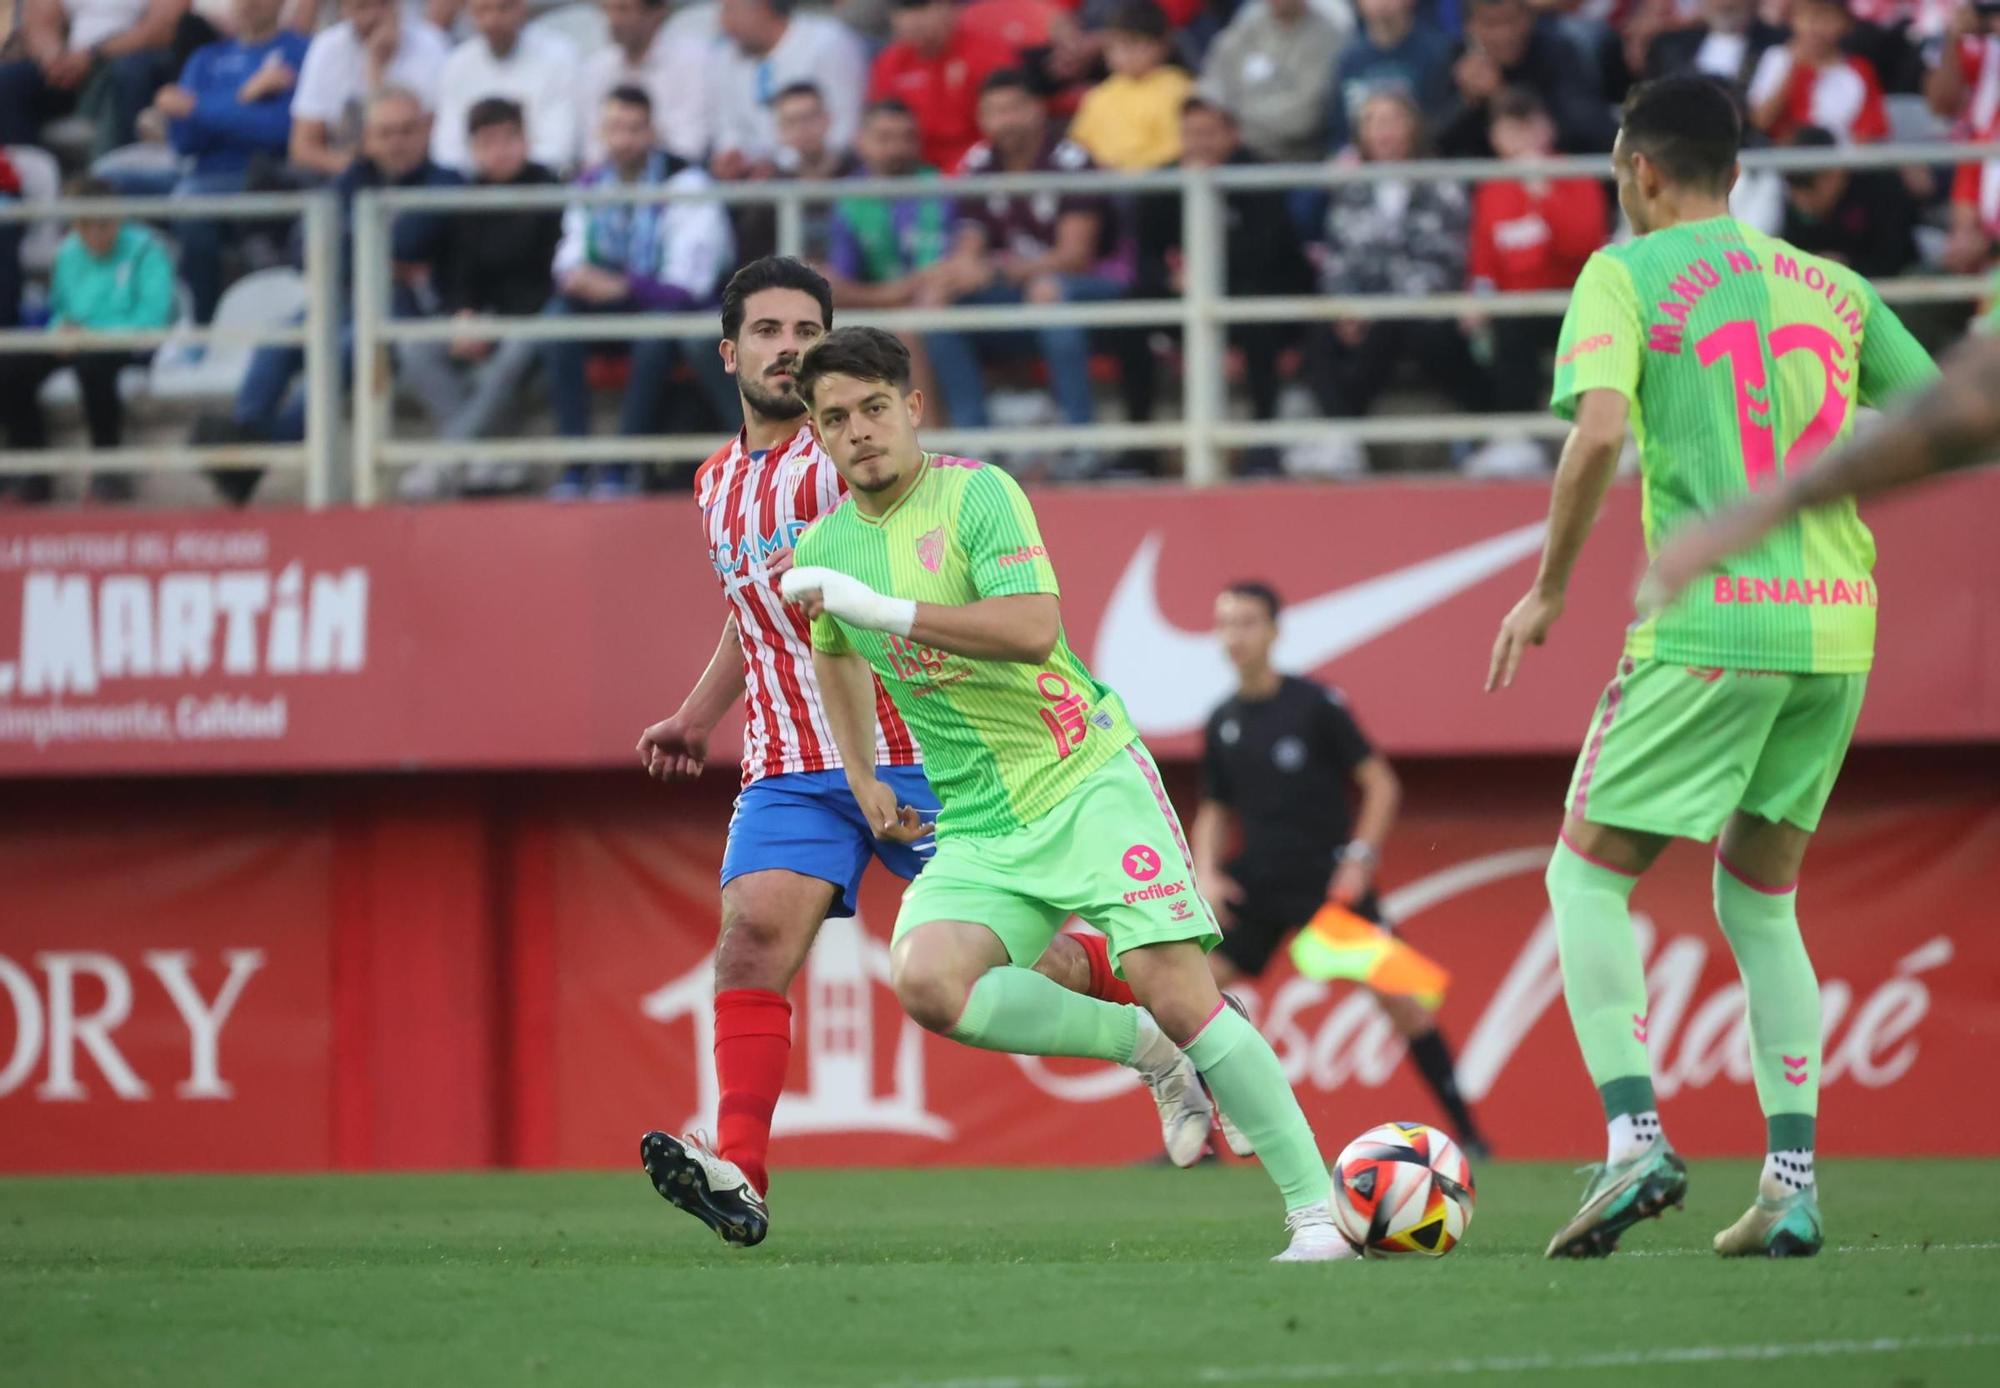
[714,913,806,991]
[890,958,968,1034]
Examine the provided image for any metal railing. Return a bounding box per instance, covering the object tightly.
[0,192,340,504]
[3,143,1990,504]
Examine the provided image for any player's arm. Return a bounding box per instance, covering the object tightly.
[810,643,928,842]
[1487,389,1628,691]
[1640,337,2000,614]
[1334,756,1400,905]
[1489,252,1638,693]
[638,615,746,780]
[1193,716,1242,926]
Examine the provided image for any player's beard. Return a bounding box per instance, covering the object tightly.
[739,369,807,424]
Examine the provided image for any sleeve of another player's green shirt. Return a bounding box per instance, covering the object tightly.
[1855,279,1939,409]
[794,519,854,655]
[955,464,1061,598]
[1550,252,1642,422]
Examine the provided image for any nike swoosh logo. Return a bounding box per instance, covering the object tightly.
[1093,521,1548,735]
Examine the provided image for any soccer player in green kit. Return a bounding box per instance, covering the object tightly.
[779,327,1349,1262]
[1486,76,1938,1260]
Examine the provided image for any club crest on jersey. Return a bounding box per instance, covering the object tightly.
[916,527,946,574]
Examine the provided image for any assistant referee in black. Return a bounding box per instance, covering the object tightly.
[1193,580,1489,1158]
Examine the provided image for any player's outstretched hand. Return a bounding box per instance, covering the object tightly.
[638,714,708,781]
[780,566,917,636]
[1486,588,1564,692]
[852,776,932,843]
[1637,493,1787,621]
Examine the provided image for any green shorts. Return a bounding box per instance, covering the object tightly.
[895,740,1221,970]
[1565,657,1868,841]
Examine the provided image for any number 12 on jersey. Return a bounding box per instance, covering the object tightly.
[1696,320,1852,488]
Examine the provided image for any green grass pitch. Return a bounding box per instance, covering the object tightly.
[2,1161,1995,1387]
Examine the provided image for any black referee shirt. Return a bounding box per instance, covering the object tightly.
[1202,676,1374,883]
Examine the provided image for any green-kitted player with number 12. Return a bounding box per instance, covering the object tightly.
[1486,76,1937,1262]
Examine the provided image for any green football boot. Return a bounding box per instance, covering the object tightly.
[1545,1141,1689,1258]
[1714,1180,1823,1258]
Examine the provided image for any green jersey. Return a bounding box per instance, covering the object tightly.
[1552,216,1937,674]
[797,455,1138,839]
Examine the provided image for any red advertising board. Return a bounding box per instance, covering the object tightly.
[3,474,1997,776]
[4,761,1996,1173]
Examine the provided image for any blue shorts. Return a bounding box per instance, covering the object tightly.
[719,765,939,917]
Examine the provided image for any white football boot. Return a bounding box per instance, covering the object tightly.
[1131,1011,1216,1168]
[1273,1201,1360,1262]
[641,1130,770,1247]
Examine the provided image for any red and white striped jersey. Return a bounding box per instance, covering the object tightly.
[695,424,922,785]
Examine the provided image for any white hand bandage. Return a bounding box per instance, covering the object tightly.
[781,565,918,637]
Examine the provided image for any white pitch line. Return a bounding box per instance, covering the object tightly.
[894,1333,2000,1388]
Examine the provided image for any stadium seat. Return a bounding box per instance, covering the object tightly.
[5,143,63,278]
[150,267,309,403]
[527,2,608,52]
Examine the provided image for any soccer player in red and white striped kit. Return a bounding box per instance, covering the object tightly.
[636,258,1215,1246]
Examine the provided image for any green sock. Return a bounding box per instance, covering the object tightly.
[946,966,1139,1063]
[1185,1005,1330,1212]
[1547,840,1653,1097]
[1714,859,1820,1132]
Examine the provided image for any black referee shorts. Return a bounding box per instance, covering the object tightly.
[1213,868,1385,979]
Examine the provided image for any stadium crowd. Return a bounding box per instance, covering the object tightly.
[0,0,1995,501]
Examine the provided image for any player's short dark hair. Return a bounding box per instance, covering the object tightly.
[864,97,916,122]
[64,173,116,201]
[1223,581,1282,621]
[720,256,834,342]
[980,68,1038,100]
[796,327,913,406]
[1619,75,1742,195]
[467,96,524,137]
[773,81,824,108]
[1107,0,1169,39]
[1794,0,1851,15]
[1490,86,1547,125]
[605,83,653,117]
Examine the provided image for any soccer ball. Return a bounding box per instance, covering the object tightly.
[1329,1121,1476,1258]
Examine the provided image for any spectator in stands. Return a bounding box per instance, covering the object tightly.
[710,0,867,180]
[824,99,950,309]
[542,83,735,499]
[1068,0,1192,169]
[1328,0,1455,152]
[1437,0,1617,156]
[289,0,449,178]
[579,0,715,165]
[1307,89,1487,438]
[1644,0,1786,94]
[0,175,173,504]
[0,148,22,335]
[1198,0,1348,165]
[228,85,461,443]
[819,98,951,412]
[429,0,578,176]
[1779,124,1918,278]
[0,0,189,159]
[1128,96,1314,473]
[394,96,562,497]
[1748,0,1890,144]
[1928,4,2000,270]
[772,80,857,180]
[153,0,310,324]
[772,80,858,261]
[868,0,1017,173]
[1465,87,1606,415]
[925,68,1122,438]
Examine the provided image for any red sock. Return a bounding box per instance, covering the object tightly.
[713,988,792,1197]
[1072,931,1139,1006]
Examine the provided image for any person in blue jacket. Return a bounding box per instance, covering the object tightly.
[151,0,311,322]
